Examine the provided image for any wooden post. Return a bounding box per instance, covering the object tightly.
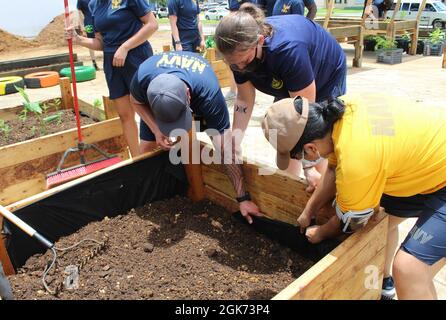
[353,27,364,68]
[103,96,119,120]
[163,45,171,52]
[387,0,401,38]
[184,120,205,202]
[410,0,427,55]
[442,45,446,68]
[59,77,73,110]
[323,0,335,30]
[0,217,15,275]
[206,47,217,62]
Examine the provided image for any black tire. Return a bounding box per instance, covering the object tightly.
[205,15,210,20]
[219,16,223,20]
[432,19,443,29]
[0,76,25,95]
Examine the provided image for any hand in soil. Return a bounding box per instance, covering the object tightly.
[305,225,325,244]
[296,208,313,234]
[239,200,262,224]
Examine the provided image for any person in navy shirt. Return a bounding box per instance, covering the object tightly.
[215,3,346,192]
[130,51,262,224]
[77,0,99,70]
[168,0,204,52]
[257,0,276,16]
[67,0,158,157]
[228,0,258,12]
[272,0,317,19]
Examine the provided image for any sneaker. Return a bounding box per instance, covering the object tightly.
[381,276,396,300]
[224,90,236,101]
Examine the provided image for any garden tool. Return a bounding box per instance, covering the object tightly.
[0,204,107,295]
[46,0,121,189]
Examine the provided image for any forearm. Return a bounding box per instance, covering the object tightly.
[121,16,158,51]
[306,5,317,20]
[306,164,336,212]
[132,99,159,134]
[198,21,204,42]
[169,17,181,42]
[75,35,103,51]
[232,82,255,135]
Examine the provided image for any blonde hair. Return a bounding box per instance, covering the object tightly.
[215,3,272,54]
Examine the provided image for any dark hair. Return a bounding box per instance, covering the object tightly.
[290,97,346,157]
[215,3,273,54]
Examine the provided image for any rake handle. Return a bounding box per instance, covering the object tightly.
[64,0,83,144]
[0,205,53,250]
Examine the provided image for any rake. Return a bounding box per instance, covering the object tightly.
[46,0,121,189]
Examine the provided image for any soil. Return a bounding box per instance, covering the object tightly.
[9,196,314,300]
[0,29,38,53]
[0,108,96,147]
[34,14,70,48]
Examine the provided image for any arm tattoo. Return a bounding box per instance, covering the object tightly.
[220,134,246,197]
[234,104,248,114]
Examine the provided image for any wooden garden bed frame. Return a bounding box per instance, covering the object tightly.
[0,52,389,299]
[317,0,427,56]
[0,144,388,299]
[0,77,130,206]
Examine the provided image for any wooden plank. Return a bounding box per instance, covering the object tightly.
[0,137,128,205]
[184,125,205,202]
[393,20,418,31]
[273,214,388,299]
[5,148,164,212]
[78,98,106,121]
[205,185,239,213]
[206,48,217,62]
[328,25,361,39]
[103,96,118,120]
[0,118,124,169]
[60,77,73,110]
[323,0,335,29]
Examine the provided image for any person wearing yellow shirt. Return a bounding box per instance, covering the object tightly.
[262,95,446,300]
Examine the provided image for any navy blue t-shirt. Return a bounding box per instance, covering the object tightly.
[90,0,154,53]
[77,0,94,26]
[168,0,200,30]
[130,51,230,133]
[233,14,346,102]
[228,0,257,11]
[257,0,277,16]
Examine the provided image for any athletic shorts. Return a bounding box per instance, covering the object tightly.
[381,187,446,265]
[103,43,153,100]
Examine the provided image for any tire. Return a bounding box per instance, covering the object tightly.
[432,19,443,29]
[59,66,96,82]
[205,15,210,20]
[0,76,25,96]
[24,71,60,88]
[219,16,223,20]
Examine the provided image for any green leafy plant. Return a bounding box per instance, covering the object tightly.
[0,119,12,139]
[428,28,446,45]
[43,112,63,125]
[205,35,216,49]
[14,86,43,121]
[93,98,102,108]
[374,36,397,51]
[401,31,411,42]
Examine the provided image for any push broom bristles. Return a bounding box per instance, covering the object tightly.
[46,156,122,189]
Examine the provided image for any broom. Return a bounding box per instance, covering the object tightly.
[46,0,121,189]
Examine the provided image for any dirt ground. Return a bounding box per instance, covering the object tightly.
[9,196,313,300]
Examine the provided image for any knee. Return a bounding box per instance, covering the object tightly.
[116,107,135,123]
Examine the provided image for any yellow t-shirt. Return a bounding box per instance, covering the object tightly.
[328,94,446,212]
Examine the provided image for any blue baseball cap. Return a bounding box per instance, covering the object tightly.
[147,73,192,137]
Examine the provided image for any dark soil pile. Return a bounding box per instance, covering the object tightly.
[0,29,37,53]
[9,197,314,300]
[0,108,96,147]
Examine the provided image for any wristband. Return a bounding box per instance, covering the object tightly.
[236,192,251,203]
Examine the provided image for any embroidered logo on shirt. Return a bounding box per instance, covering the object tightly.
[281,4,291,13]
[112,0,122,9]
[271,78,283,90]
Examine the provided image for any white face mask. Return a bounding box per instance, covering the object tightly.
[301,150,325,168]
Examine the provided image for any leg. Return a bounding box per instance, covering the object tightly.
[384,216,407,278]
[112,95,140,157]
[393,249,437,299]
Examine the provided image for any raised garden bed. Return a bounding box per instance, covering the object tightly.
[1,149,389,300]
[0,78,129,206]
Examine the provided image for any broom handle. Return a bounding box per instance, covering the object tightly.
[64,0,83,144]
[0,205,54,250]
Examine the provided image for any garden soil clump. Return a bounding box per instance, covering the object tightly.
[9,196,314,300]
[0,109,96,147]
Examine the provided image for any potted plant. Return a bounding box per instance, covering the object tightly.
[374,36,403,65]
[396,32,411,54]
[424,28,446,56]
[364,35,377,52]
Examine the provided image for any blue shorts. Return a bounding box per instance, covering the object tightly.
[173,29,201,53]
[381,187,446,265]
[104,43,153,99]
